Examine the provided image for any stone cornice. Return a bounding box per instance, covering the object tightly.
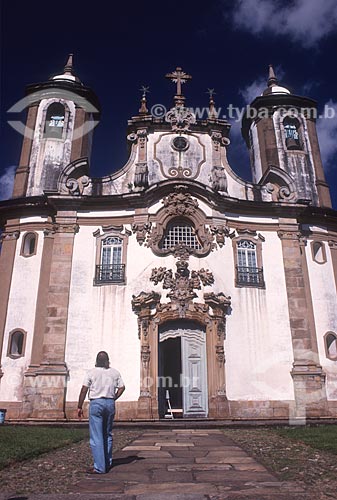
[1,184,337,232]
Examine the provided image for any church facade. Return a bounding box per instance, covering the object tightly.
[1,57,337,421]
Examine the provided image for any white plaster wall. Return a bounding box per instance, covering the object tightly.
[65,220,295,404]
[222,231,294,400]
[249,122,263,183]
[305,241,337,400]
[65,225,174,402]
[0,231,43,401]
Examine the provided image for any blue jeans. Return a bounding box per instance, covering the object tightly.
[89,398,115,473]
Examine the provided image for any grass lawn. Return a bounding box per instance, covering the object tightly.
[274,424,337,455]
[0,426,89,469]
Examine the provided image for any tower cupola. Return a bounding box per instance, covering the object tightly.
[241,65,331,207]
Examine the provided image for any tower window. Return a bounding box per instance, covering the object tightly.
[283,117,302,150]
[21,232,38,257]
[160,220,201,250]
[325,332,337,360]
[235,239,265,287]
[95,236,125,284]
[311,241,327,264]
[7,329,26,358]
[44,102,65,139]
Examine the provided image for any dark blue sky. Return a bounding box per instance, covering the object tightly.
[1,0,337,205]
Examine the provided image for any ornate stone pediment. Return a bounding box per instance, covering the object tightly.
[162,185,199,216]
[145,186,215,257]
[58,158,91,196]
[165,106,196,131]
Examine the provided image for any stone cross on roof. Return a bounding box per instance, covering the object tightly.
[166,67,192,106]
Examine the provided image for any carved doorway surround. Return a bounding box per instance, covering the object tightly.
[131,260,231,419]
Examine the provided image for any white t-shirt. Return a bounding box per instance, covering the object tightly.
[83,367,125,400]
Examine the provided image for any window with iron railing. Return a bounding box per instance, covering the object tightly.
[95,236,125,284]
[236,240,265,287]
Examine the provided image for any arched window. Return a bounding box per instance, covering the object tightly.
[311,241,327,264]
[283,117,302,150]
[44,102,65,139]
[21,232,37,257]
[325,332,337,360]
[96,236,125,283]
[160,219,201,250]
[235,239,264,287]
[8,330,26,358]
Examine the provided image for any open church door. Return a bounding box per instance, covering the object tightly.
[158,320,208,418]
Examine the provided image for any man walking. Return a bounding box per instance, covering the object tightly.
[77,351,125,474]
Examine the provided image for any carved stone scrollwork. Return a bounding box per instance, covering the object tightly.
[65,175,89,196]
[43,227,57,238]
[146,186,215,257]
[131,291,161,315]
[163,185,199,216]
[165,106,196,131]
[279,186,292,200]
[132,222,152,245]
[150,260,214,318]
[216,345,225,363]
[204,292,231,316]
[0,230,20,242]
[328,240,337,249]
[58,158,91,196]
[141,345,150,366]
[136,319,149,341]
[216,321,226,340]
[127,132,137,142]
[210,224,234,247]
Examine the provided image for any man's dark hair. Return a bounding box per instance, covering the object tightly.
[95,351,109,368]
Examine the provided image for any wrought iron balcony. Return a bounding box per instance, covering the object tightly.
[94,264,125,284]
[236,266,265,288]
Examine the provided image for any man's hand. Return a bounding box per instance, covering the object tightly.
[77,386,89,419]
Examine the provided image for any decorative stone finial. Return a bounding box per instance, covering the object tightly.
[207,88,217,119]
[267,64,278,87]
[139,86,149,114]
[64,54,74,75]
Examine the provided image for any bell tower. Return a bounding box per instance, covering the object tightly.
[242,65,331,207]
[12,55,100,198]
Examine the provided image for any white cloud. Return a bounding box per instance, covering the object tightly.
[239,67,285,104]
[232,0,337,48]
[317,100,337,171]
[0,166,16,200]
[239,76,266,104]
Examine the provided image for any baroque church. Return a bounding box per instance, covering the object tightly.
[1,56,337,421]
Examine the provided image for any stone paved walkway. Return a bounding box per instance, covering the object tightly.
[72,429,309,499]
